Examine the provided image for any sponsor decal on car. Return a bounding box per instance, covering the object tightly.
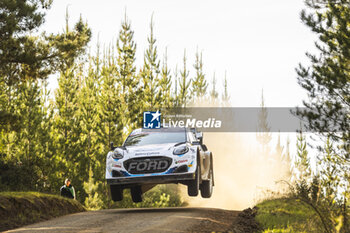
[175,159,188,164]
[135,152,160,156]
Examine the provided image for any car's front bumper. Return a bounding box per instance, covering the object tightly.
[106,172,195,185]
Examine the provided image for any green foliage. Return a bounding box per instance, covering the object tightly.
[0,1,91,141]
[0,0,91,85]
[116,14,140,131]
[294,131,311,181]
[83,168,104,210]
[0,0,53,83]
[99,47,122,147]
[256,90,271,154]
[158,49,173,109]
[141,16,160,110]
[318,138,342,206]
[0,79,52,191]
[221,71,230,105]
[289,133,350,233]
[295,1,350,232]
[192,49,207,100]
[172,65,180,107]
[50,65,84,196]
[209,72,218,103]
[112,184,184,208]
[179,50,191,107]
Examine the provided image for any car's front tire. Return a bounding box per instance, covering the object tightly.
[188,165,200,197]
[110,185,123,201]
[131,186,143,203]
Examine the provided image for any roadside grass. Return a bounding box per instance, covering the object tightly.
[256,197,322,233]
[0,191,85,231]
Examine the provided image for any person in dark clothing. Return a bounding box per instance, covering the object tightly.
[60,178,76,199]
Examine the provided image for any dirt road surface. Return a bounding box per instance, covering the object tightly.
[5,207,246,233]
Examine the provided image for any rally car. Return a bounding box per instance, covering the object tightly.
[106,127,214,202]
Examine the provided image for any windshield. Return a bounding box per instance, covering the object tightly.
[124,132,186,147]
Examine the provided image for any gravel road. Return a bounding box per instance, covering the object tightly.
[6,207,241,233]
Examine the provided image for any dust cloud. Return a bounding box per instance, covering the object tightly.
[181,132,291,210]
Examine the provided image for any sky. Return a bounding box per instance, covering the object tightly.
[42,0,318,107]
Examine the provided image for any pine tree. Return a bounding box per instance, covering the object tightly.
[192,49,207,99]
[11,79,48,190]
[51,12,92,71]
[295,131,311,181]
[158,48,173,109]
[117,14,137,95]
[282,136,293,181]
[319,137,341,202]
[296,1,350,160]
[179,50,191,107]
[296,2,350,230]
[222,71,230,105]
[275,134,283,157]
[141,16,160,110]
[0,79,18,160]
[100,47,123,148]
[209,72,218,103]
[256,89,271,155]
[98,47,125,206]
[76,54,105,202]
[0,3,91,82]
[116,14,141,130]
[52,65,83,194]
[172,65,180,107]
[0,0,53,83]
[37,79,55,191]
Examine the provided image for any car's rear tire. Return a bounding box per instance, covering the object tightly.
[188,165,200,197]
[200,167,213,198]
[131,186,143,203]
[110,185,123,201]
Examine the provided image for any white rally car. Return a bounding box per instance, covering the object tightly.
[106,127,214,202]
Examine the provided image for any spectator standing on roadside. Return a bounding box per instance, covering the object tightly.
[60,178,76,199]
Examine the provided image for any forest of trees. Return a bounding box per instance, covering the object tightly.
[1,2,350,231]
[0,1,230,207]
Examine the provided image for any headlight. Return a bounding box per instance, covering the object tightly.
[173,145,189,155]
[111,149,124,159]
